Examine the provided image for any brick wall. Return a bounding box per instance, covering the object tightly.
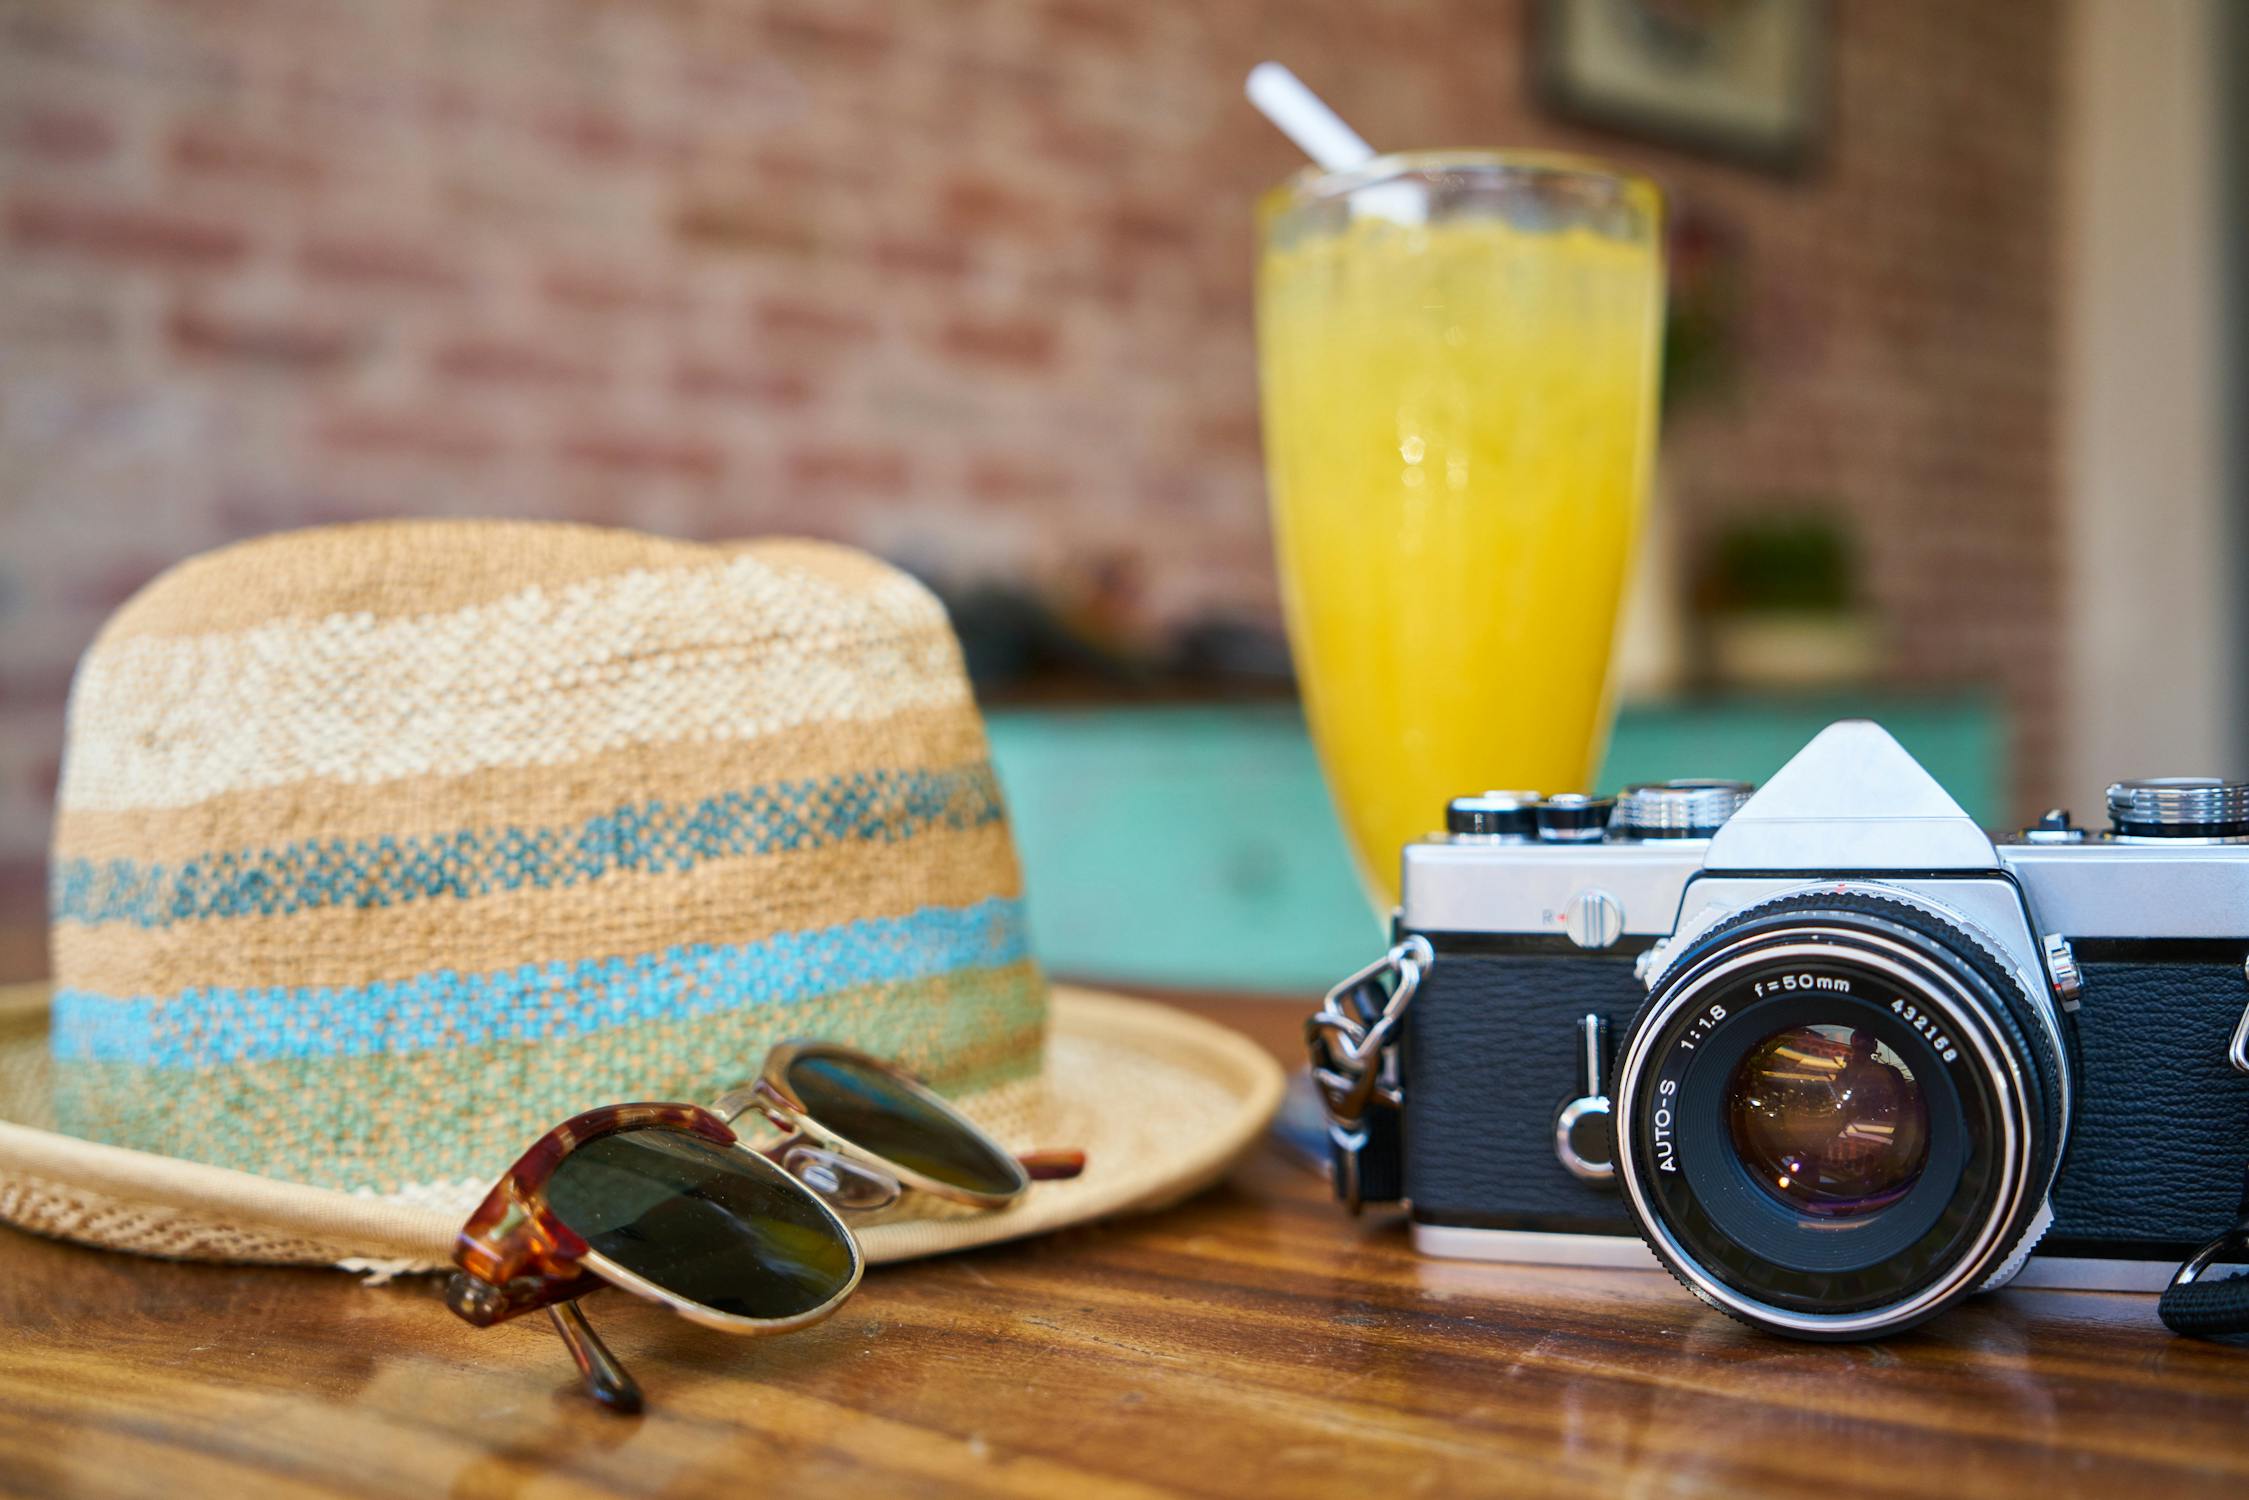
[0,0,2064,924]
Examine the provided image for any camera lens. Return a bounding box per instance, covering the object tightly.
[1611,890,2068,1340]
[1724,1024,1930,1219]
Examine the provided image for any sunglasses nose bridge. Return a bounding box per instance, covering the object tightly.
[782,1144,902,1211]
[707,1083,776,1128]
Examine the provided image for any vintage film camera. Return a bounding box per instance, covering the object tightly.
[1309,721,2249,1339]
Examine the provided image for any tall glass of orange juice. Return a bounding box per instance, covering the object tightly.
[1256,154,1664,910]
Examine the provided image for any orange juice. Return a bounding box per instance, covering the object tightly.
[1257,161,1664,908]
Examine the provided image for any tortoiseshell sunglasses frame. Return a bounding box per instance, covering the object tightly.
[445,1045,1081,1413]
[445,1101,866,1412]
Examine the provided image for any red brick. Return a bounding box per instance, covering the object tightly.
[937,315,1058,370]
[749,147,822,187]
[300,234,470,292]
[951,55,1061,108]
[434,337,606,390]
[8,195,245,269]
[317,406,504,464]
[561,430,725,482]
[787,444,908,496]
[1194,410,1264,457]
[1109,202,1194,251]
[754,295,876,344]
[673,361,813,407]
[170,121,324,188]
[871,236,970,279]
[170,306,359,371]
[966,455,1067,506]
[1031,118,1131,172]
[674,197,818,258]
[940,175,1049,239]
[540,264,692,316]
[1031,260,1136,310]
[10,105,116,163]
[765,8,894,61]
[1040,0,1142,45]
[538,107,693,169]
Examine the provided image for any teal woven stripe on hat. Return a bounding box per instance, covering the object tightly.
[50,899,1046,1198]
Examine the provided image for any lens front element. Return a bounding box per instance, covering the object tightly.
[1725,1024,1931,1219]
[1612,892,2067,1339]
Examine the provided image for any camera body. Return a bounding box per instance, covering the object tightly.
[1398,721,2249,1336]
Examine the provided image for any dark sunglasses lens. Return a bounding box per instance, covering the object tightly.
[545,1128,855,1321]
[786,1053,1025,1198]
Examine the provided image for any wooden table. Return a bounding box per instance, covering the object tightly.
[1,994,2243,1499]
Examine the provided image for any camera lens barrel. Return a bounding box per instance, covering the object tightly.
[1611,891,2067,1339]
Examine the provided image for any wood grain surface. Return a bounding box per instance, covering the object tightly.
[0,994,2243,1500]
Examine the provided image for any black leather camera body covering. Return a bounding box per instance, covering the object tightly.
[1398,933,2249,1256]
[1400,938,1646,1237]
[2051,944,2249,1254]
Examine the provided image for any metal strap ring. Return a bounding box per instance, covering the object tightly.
[1317,936,1431,1070]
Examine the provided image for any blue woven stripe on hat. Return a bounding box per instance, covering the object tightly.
[52,896,1030,1069]
[51,762,1007,930]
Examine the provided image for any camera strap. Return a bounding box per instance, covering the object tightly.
[2162,1166,2249,1339]
[1303,937,1428,1213]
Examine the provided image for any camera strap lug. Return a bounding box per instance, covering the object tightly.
[1305,935,1430,1214]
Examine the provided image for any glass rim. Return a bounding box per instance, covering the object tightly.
[1257,148,1663,225]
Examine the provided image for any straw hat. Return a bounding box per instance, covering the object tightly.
[0,521,1281,1272]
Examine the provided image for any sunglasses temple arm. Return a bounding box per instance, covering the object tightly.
[1018,1148,1086,1181]
[548,1300,644,1415]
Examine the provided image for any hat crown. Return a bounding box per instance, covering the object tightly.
[47,521,1043,1209]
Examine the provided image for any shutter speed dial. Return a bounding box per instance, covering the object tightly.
[2106,777,2249,840]
[1612,779,1755,839]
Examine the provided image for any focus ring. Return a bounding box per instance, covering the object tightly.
[1615,890,2068,1338]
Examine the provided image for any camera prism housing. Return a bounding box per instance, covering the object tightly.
[1397,720,2249,1338]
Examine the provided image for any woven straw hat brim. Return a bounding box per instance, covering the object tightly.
[0,982,1282,1271]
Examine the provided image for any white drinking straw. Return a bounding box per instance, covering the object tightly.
[1245,62,1425,226]
[1245,62,1376,172]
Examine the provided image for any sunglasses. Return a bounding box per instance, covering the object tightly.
[445,1041,1082,1412]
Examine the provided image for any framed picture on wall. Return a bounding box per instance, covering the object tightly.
[1534,0,1829,173]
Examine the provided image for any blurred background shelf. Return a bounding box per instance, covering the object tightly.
[987,693,2003,994]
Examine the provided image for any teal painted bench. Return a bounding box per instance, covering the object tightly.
[985,695,2005,994]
